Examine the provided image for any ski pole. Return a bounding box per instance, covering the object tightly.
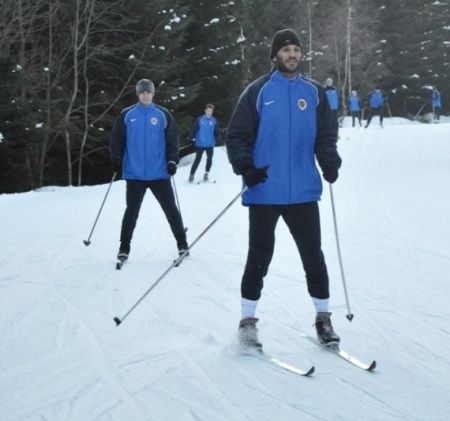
[171,176,187,232]
[329,183,353,321]
[385,100,393,118]
[413,101,426,121]
[113,186,248,326]
[83,172,117,246]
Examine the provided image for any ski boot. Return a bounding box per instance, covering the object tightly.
[188,174,194,183]
[315,312,340,348]
[238,317,263,353]
[116,241,130,270]
[203,172,209,181]
[177,239,189,257]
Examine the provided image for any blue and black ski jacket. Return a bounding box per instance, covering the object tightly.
[432,89,441,108]
[325,86,339,111]
[348,96,361,112]
[227,70,341,206]
[110,102,179,180]
[191,115,219,147]
[368,91,384,108]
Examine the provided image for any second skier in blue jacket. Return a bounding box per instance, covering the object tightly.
[110,79,188,261]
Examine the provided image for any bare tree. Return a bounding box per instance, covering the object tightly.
[297,0,318,78]
[75,0,181,186]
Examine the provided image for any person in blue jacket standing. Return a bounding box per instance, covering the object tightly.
[364,88,385,128]
[432,86,441,122]
[227,29,342,350]
[110,79,188,261]
[348,90,362,127]
[324,77,340,122]
[189,104,219,182]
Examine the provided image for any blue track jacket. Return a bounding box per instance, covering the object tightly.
[368,91,384,108]
[227,71,340,206]
[191,115,219,147]
[325,86,339,111]
[348,96,361,112]
[432,89,441,108]
[110,102,179,180]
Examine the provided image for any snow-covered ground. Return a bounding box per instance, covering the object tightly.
[1,118,450,420]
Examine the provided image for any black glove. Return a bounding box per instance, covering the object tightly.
[322,167,338,183]
[167,161,177,176]
[111,159,121,173]
[243,165,269,188]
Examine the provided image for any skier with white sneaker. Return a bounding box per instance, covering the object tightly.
[227,29,342,351]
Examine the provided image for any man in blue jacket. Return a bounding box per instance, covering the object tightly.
[189,103,219,182]
[348,90,362,127]
[227,29,342,350]
[110,79,187,262]
[324,77,340,122]
[364,88,384,128]
[432,86,441,122]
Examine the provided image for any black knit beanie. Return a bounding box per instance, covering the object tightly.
[270,29,303,59]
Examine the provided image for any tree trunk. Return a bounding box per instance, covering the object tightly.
[341,0,353,117]
[77,1,95,186]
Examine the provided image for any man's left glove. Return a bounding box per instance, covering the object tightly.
[322,167,338,184]
[167,161,177,176]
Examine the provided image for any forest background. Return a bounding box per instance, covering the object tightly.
[0,0,448,193]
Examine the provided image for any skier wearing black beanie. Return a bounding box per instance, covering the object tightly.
[227,28,341,352]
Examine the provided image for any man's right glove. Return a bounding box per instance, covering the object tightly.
[167,161,177,176]
[322,167,338,183]
[243,165,269,188]
[111,159,121,173]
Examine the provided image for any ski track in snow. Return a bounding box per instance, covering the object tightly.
[1,118,450,420]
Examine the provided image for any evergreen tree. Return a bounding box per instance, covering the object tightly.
[376,0,449,116]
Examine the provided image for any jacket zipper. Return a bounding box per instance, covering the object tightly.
[288,80,292,203]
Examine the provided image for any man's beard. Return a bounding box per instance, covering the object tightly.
[275,57,300,75]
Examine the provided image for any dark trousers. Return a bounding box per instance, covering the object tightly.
[331,110,338,121]
[366,107,383,126]
[350,111,362,127]
[120,179,186,245]
[190,147,214,175]
[241,203,329,301]
[433,106,441,121]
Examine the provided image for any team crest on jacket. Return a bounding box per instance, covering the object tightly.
[150,117,158,125]
[298,99,307,111]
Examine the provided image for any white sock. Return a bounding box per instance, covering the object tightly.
[241,297,258,320]
[312,297,330,313]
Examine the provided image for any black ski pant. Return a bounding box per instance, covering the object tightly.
[350,111,362,127]
[433,106,441,121]
[120,179,186,245]
[190,147,214,175]
[241,202,329,301]
[366,107,383,126]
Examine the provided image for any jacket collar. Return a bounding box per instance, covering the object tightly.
[271,70,301,84]
[136,102,155,111]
